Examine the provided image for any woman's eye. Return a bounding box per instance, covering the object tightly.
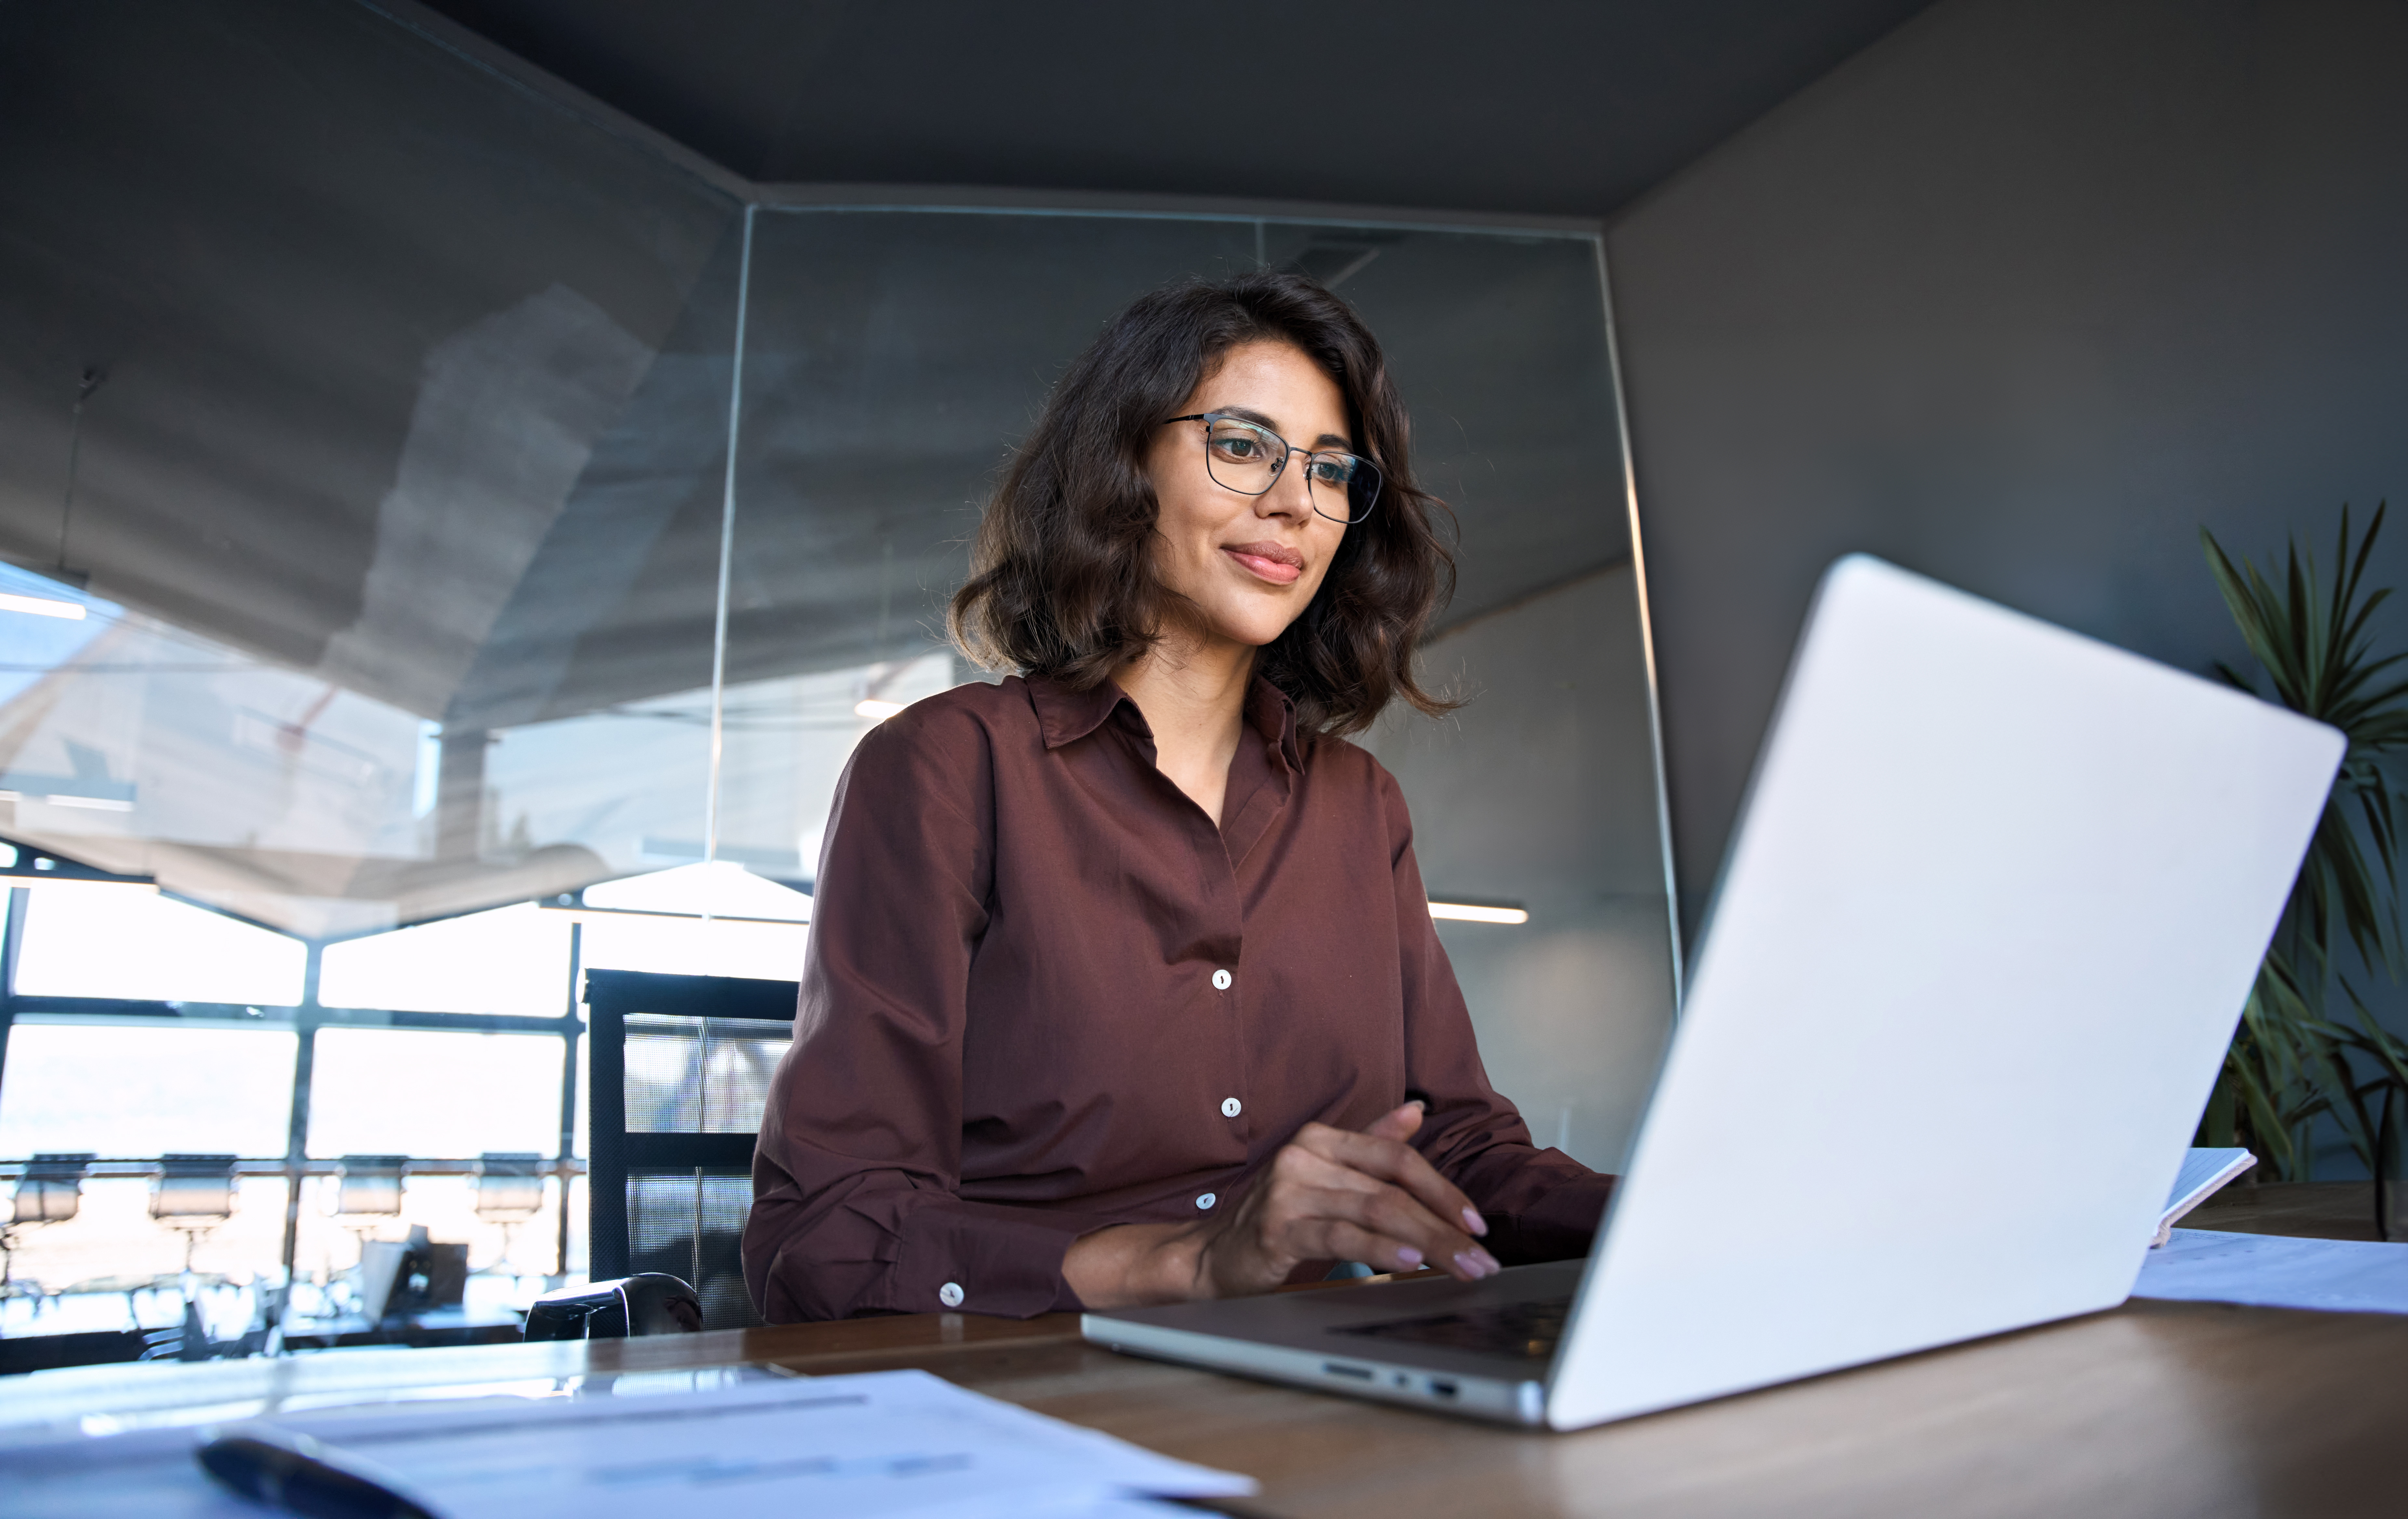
[1213,438,1261,460]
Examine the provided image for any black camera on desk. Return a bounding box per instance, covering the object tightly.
[357,1225,468,1324]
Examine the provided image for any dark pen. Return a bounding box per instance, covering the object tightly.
[196,1425,440,1519]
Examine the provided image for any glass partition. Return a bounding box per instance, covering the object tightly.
[724,206,1674,1169]
[0,0,1678,1336]
[0,0,743,938]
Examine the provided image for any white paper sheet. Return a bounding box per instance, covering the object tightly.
[2152,1147,2255,1243]
[2133,1227,2408,1315]
[0,1368,1253,1519]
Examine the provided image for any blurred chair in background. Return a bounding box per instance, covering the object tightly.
[585,969,796,1333]
[138,1154,273,1366]
[473,1151,546,1278]
[2,1152,96,1311]
[326,1155,407,1315]
[149,1154,238,1278]
[331,1155,408,1223]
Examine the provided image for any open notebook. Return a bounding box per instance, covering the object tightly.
[2155,1147,2257,1247]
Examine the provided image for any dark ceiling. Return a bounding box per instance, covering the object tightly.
[414,0,1937,218]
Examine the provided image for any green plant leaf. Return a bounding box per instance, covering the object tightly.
[2201,502,2408,1180]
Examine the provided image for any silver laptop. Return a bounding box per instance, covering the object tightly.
[1083,554,2341,1430]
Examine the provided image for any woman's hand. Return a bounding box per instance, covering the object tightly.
[1063,1102,1503,1310]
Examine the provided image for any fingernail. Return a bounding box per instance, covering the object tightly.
[1454,1251,1494,1279]
[1395,1246,1424,1269]
[1474,1248,1501,1275]
[1460,1207,1488,1237]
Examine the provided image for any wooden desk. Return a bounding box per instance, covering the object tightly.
[7,1189,2402,1518]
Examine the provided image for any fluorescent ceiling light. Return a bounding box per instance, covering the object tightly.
[0,591,86,620]
[1428,901,1529,925]
[43,795,134,812]
[854,698,906,720]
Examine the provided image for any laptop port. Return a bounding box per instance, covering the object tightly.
[1321,1362,1374,1381]
[1428,1379,1459,1399]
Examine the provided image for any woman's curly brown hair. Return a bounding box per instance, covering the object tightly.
[949,269,1457,738]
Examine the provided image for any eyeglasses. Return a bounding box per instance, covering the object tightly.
[1161,412,1383,525]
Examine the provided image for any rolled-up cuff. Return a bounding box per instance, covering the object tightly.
[887,1199,1110,1318]
[1489,1166,1615,1265]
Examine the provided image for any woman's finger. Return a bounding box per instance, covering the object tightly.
[1279,1181,1499,1281]
[1315,1220,1430,1276]
[1296,1123,1489,1240]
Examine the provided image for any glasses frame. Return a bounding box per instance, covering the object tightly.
[1161,412,1382,525]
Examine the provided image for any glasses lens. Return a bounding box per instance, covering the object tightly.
[1308,453,1381,524]
[1204,418,1284,495]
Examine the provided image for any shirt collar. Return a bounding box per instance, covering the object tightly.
[1025,672,1307,771]
[1247,677,1306,775]
[1027,674,1128,750]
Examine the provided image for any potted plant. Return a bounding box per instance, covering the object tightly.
[2199,504,2408,1236]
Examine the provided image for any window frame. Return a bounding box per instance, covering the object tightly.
[0,851,587,1297]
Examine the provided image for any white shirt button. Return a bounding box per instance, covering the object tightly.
[938,1281,965,1308]
[1197,1192,1217,1210]
[1211,969,1232,990]
[1220,1097,1242,1118]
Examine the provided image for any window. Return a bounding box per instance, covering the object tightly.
[0,1021,297,1156]
[319,903,575,1018]
[12,885,306,1005]
[306,1028,565,1158]
[578,914,809,982]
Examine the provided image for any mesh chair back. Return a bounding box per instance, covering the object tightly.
[333,1156,408,1218]
[585,970,796,1333]
[150,1154,237,1223]
[12,1152,94,1226]
[474,1152,546,1220]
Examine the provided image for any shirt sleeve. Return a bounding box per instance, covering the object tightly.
[1375,765,1619,1265]
[743,703,1103,1322]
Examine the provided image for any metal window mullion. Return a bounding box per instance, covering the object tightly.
[704,203,757,868]
[556,920,581,1281]
[0,886,26,1101]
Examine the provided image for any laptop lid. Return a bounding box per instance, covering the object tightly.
[1544,555,2341,1430]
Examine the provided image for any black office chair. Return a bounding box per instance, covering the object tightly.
[583,969,797,1333]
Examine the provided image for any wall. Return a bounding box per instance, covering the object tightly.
[1365,565,1679,1173]
[1607,0,2408,1173]
[1609,0,2408,931]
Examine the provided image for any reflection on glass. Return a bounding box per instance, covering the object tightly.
[0,0,743,934]
[717,654,957,876]
[305,1029,564,1159]
[2,0,1678,1313]
[0,1023,297,1157]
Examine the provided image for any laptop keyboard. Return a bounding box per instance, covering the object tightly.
[1328,1296,1572,1359]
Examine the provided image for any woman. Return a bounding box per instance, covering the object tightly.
[743,270,1614,1322]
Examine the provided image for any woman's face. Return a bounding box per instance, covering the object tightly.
[1142,339,1351,657]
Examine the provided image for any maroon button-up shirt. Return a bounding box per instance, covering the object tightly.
[743,672,1612,1322]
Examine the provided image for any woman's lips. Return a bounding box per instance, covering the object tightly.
[1223,542,1304,585]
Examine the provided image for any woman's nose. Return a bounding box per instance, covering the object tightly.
[1259,459,1313,518]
